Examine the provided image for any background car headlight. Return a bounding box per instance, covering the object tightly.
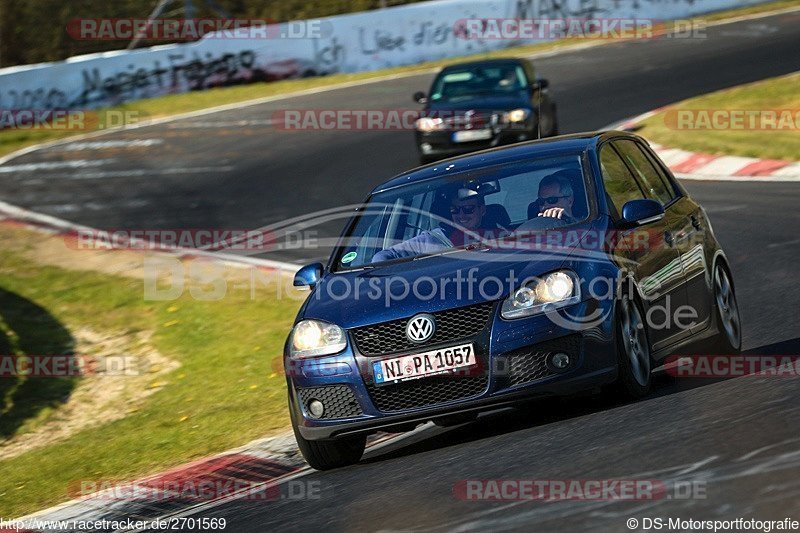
[290,320,346,358]
[501,270,580,319]
[504,108,530,123]
[415,117,445,131]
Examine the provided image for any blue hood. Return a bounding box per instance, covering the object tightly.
[300,244,578,330]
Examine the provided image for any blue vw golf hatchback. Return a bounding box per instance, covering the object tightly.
[286,131,741,470]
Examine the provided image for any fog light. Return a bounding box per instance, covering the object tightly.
[420,143,432,154]
[550,352,570,371]
[308,399,324,418]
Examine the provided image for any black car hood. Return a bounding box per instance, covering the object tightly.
[425,93,530,113]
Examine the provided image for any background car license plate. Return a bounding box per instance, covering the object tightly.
[373,344,475,385]
[452,129,492,143]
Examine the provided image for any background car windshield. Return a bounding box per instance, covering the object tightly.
[334,155,589,270]
[429,65,527,102]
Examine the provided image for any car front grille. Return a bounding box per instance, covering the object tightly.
[297,385,363,419]
[365,374,489,412]
[442,111,497,129]
[350,302,495,356]
[502,334,582,387]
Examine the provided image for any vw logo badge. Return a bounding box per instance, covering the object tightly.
[406,314,436,343]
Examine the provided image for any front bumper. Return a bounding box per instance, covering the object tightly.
[415,123,535,159]
[286,299,618,440]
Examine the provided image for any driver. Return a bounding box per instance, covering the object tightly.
[371,191,497,263]
[537,171,575,223]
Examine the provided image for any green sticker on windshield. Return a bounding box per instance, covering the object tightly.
[341,252,358,264]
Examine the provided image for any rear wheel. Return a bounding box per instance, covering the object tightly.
[613,293,652,398]
[709,263,742,354]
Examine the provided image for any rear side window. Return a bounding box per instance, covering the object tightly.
[613,140,675,205]
[641,146,681,200]
[599,144,644,219]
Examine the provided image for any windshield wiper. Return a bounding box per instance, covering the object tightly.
[412,244,488,262]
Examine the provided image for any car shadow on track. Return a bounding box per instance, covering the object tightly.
[0,288,76,439]
[361,337,800,465]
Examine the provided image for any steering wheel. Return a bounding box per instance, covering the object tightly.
[514,215,568,233]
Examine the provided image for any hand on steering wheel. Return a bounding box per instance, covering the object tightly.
[538,207,567,219]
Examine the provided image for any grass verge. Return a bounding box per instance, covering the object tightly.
[1,0,798,159]
[0,224,302,517]
[636,71,800,161]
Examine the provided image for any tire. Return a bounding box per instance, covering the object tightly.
[612,292,652,399]
[708,263,742,354]
[291,418,366,470]
[289,396,365,470]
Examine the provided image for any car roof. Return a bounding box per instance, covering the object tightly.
[372,130,645,193]
[438,58,527,71]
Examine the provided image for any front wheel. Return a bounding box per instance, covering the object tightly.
[709,263,742,354]
[612,293,652,399]
[292,418,366,470]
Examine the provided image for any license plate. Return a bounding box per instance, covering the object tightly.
[452,129,492,143]
[372,344,475,385]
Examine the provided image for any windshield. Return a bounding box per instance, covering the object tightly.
[333,155,591,271]
[429,64,527,102]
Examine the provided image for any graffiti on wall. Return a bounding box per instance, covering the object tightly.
[0,0,766,112]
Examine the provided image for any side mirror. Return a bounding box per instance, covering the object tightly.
[620,199,664,227]
[293,262,324,288]
[531,79,549,90]
[413,91,428,104]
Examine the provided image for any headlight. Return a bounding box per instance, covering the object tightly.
[290,320,346,358]
[501,270,580,319]
[415,117,444,131]
[504,108,530,123]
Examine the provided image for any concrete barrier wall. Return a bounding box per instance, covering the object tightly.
[0,0,772,111]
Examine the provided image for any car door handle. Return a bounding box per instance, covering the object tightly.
[690,215,702,230]
[664,231,674,246]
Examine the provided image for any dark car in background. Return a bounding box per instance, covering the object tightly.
[412,58,558,164]
[286,131,742,470]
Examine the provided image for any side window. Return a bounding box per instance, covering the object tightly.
[515,66,527,88]
[600,144,644,219]
[522,60,536,85]
[641,145,681,201]
[613,140,674,205]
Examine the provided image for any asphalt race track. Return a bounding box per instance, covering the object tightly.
[2,9,800,532]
